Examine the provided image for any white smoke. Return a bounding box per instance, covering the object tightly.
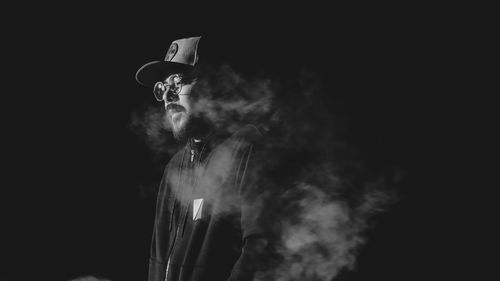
[256,182,389,281]
[190,64,274,134]
[130,104,178,156]
[130,65,398,281]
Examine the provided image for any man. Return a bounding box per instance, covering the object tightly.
[136,36,270,281]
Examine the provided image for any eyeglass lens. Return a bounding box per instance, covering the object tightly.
[153,75,182,101]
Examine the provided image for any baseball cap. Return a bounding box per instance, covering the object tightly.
[135,36,202,87]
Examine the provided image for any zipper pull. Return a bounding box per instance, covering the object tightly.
[190,149,195,162]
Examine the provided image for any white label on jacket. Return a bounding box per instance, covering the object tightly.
[193,198,204,220]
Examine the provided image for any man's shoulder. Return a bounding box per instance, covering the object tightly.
[164,147,187,171]
[229,124,263,143]
[209,125,263,156]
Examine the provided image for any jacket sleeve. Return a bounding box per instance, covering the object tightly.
[227,140,272,281]
[149,160,176,281]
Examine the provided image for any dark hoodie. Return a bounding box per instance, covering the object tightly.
[148,124,269,281]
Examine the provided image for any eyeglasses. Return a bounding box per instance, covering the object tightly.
[153,74,187,102]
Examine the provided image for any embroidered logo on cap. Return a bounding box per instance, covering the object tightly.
[193,198,204,221]
[165,43,178,61]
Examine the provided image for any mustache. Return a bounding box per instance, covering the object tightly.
[166,103,185,114]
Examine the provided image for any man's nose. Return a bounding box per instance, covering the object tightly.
[164,99,177,110]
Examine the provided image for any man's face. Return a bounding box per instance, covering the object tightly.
[160,73,196,140]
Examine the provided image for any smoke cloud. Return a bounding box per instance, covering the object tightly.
[254,166,393,281]
[130,64,401,280]
[275,184,362,281]
[130,105,177,156]
[190,64,274,134]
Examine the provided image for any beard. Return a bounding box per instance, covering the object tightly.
[166,103,189,141]
[169,110,212,141]
[171,111,190,141]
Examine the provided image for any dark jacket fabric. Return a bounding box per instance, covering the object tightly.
[148,124,268,281]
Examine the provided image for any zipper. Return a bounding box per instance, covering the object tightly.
[165,140,207,280]
[165,226,181,281]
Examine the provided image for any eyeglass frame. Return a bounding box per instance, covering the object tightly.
[153,74,195,102]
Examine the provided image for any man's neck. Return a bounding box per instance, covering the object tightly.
[186,116,214,142]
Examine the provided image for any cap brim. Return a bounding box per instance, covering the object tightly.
[135,61,194,87]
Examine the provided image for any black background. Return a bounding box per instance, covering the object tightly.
[1,2,460,281]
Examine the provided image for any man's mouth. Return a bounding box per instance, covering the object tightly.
[166,103,184,113]
[168,109,181,116]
